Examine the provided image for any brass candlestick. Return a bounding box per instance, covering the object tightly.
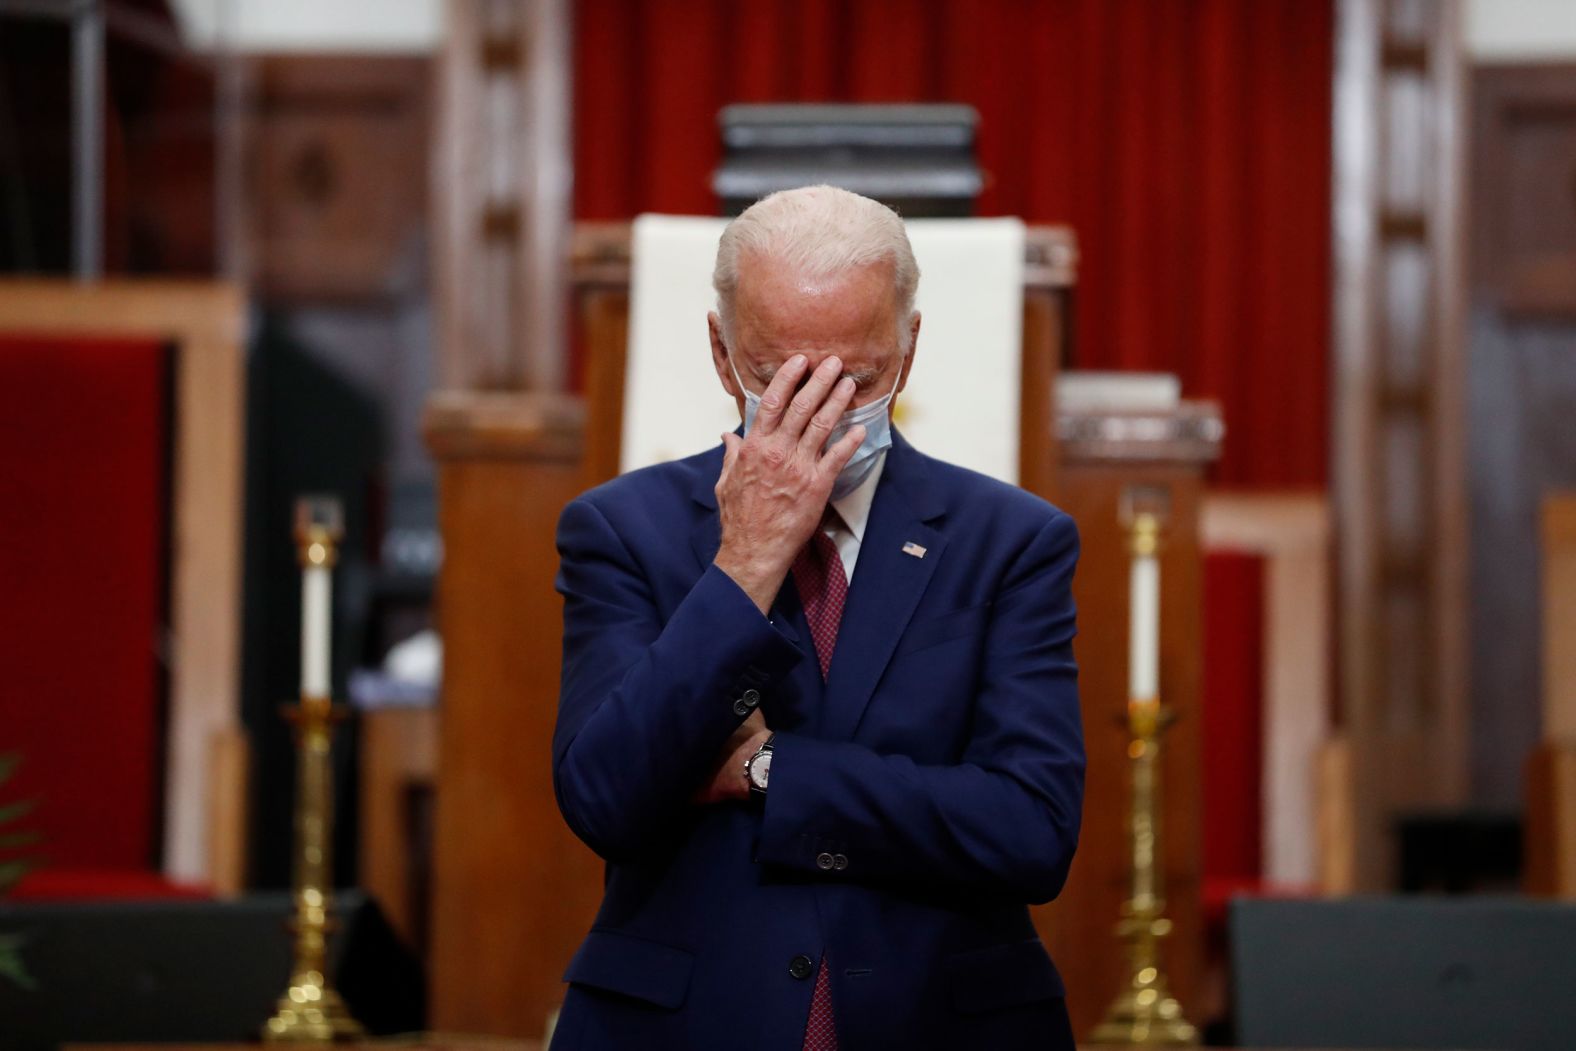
[264,498,364,1043]
[1091,506,1197,1047]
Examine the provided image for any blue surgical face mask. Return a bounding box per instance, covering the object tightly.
[729,354,898,501]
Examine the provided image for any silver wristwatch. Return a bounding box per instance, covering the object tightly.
[745,733,775,795]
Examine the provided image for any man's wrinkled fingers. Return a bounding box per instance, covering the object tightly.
[781,355,843,439]
[752,353,808,434]
[819,422,866,475]
[800,376,855,452]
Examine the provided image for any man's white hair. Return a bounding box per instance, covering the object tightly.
[713,184,921,352]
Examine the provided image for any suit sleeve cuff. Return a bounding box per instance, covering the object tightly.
[756,733,867,875]
[668,564,804,717]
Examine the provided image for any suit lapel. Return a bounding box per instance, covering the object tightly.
[688,444,724,570]
[689,434,948,738]
[822,434,946,741]
[689,506,723,579]
[772,577,823,727]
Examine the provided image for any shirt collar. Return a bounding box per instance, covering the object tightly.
[828,450,886,544]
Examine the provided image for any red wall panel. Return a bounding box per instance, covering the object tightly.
[0,335,169,874]
[1202,550,1266,884]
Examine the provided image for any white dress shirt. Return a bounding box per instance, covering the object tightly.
[823,451,885,584]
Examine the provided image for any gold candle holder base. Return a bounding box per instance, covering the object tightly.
[263,968,365,1042]
[262,695,364,1043]
[1090,994,1198,1046]
[1089,905,1197,1046]
[1090,700,1199,1047]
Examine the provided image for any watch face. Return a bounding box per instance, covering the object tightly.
[749,750,772,790]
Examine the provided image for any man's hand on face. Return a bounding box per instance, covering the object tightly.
[713,353,864,614]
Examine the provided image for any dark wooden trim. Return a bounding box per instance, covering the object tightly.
[1470,63,1576,317]
[568,222,1080,291]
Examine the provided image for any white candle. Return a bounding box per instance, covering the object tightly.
[301,563,332,698]
[1129,547,1159,702]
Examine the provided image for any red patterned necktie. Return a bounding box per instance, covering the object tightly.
[791,527,848,681]
[789,523,846,1050]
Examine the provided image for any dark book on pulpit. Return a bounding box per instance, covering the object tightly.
[714,103,983,218]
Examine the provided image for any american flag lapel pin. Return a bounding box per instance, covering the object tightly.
[902,541,927,559]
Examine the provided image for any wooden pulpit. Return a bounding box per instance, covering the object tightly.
[425,224,1220,1041]
[1040,403,1223,1037]
[422,392,591,1037]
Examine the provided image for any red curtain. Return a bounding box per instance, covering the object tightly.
[574,0,1332,488]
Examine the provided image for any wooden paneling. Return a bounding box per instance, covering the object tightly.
[424,392,598,1037]
[1317,736,1358,894]
[572,223,634,487]
[1467,71,1576,809]
[1531,496,1576,898]
[359,707,438,950]
[1471,65,1576,317]
[246,56,430,303]
[1546,494,1576,742]
[205,727,251,898]
[1331,0,1469,890]
[1037,405,1221,1040]
[0,280,246,889]
[435,0,572,390]
[1526,743,1576,898]
[1019,287,1062,502]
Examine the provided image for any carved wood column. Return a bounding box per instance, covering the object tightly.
[1331,0,1468,891]
[435,0,571,391]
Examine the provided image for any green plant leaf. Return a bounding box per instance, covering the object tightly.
[0,751,40,903]
[0,934,36,991]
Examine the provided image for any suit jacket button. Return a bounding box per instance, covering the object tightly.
[732,698,751,716]
[789,954,814,980]
[833,854,848,871]
[816,852,836,870]
[742,688,761,705]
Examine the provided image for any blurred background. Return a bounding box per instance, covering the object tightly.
[1,0,1574,1048]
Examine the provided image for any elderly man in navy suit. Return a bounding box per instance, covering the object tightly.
[550,185,1084,1050]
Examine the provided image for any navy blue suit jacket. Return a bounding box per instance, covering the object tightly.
[549,432,1084,1050]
